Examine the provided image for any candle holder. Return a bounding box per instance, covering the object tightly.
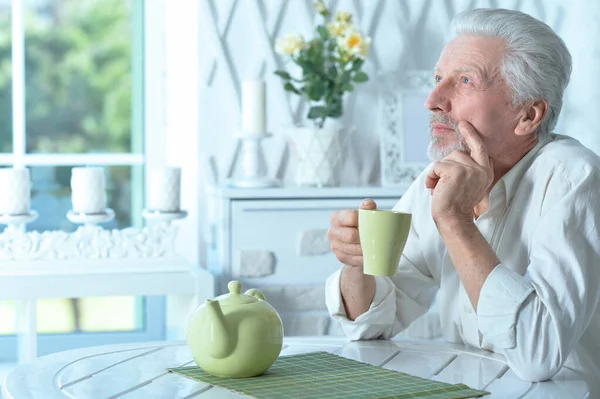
[142,209,188,223]
[0,210,39,228]
[66,209,115,226]
[226,132,281,189]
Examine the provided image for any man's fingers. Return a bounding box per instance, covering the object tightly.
[335,253,363,268]
[330,240,363,256]
[328,226,360,244]
[425,163,440,189]
[425,161,455,189]
[458,121,490,167]
[359,198,377,210]
[443,149,475,165]
[425,174,438,190]
[331,199,377,228]
[332,209,358,227]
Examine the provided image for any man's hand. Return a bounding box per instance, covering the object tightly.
[330,199,378,320]
[425,121,499,310]
[328,198,377,268]
[425,121,494,223]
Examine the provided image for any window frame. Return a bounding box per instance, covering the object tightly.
[0,0,172,360]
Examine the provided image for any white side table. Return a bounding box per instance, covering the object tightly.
[0,259,214,364]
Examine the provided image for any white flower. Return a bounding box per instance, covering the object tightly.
[327,21,351,38]
[314,0,328,16]
[275,34,307,57]
[337,30,371,59]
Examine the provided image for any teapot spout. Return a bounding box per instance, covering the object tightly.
[204,299,234,359]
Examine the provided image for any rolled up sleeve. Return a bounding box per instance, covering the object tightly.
[477,264,534,349]
[477,166,600,382]
[325,268,399,340]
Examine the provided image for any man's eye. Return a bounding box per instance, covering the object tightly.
[435,75,442,83]
[461,76,470,84]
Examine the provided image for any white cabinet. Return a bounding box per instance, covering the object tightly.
[206,186,407,336]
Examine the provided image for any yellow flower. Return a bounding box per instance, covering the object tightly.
[327,21,351,38]
[338,30,371,59]
[275,34,307,57]
[335,11,352,23]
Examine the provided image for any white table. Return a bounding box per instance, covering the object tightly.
[3,337,592,399]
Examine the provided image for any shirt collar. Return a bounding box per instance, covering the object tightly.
[491,133,553,208]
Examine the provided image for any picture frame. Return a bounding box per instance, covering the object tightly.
[378,70,434,187]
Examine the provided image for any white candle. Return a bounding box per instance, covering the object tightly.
[0,167,31,215]
[70,167,107,214]
[241,79,266,134]
[147,166,181,212]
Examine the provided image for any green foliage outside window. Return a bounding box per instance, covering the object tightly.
[0,0,133,154]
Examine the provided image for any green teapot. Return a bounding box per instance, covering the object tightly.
[186,280,284,378]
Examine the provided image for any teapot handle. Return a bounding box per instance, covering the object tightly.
[245,288,265,301]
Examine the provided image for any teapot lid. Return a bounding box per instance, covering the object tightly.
[217,281,265,306]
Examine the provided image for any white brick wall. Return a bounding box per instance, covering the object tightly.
[249,284,338,336]
[261,285,326,312]
[279,312,330,336]
[236,250,276,277]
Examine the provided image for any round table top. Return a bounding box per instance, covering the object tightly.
[3,336,592,399]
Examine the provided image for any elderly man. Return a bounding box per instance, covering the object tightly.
[325,7,600,390]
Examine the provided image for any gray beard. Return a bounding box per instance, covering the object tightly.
[427,113,469,161]
[427,135,468,161]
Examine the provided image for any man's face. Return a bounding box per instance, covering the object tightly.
[425,35,521,161]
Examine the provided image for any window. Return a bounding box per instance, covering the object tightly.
[0,0,165,360]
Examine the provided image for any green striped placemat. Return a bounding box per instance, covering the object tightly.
[168,351,490,399]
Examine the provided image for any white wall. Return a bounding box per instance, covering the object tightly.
[163,0,600,267]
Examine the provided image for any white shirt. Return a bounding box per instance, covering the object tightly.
[326,134,600,390]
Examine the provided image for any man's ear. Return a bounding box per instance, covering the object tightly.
[515,99,547,136]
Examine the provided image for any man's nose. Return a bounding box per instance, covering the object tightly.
[425,81,451,113]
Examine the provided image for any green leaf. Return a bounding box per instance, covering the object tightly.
[352,59,364,71]
[342,70,352,84]
[342,82,354,92]
[274,70,291,80]
[317,25,329,40]
[305,81,326,101]
[307,106,327,119]
[284,82,301,95]
[299,57,327,80]
[353,71,369,82]
[327,103,343,118]
[307,39,323,60]
[328,65,337,79]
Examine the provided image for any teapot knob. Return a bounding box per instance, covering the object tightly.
[227,280,242,294]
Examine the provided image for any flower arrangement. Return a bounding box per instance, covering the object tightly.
[274,0,371,128]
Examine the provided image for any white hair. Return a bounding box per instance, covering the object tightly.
[452,8,572,138]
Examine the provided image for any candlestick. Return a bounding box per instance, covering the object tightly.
[66,208,114,226]
[70,167,107,214]
[241,79,266,134]
[0,167,31,215]
[226,132,281,188]
[146,166,181,212]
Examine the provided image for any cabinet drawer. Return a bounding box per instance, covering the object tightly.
[230,197,399,285]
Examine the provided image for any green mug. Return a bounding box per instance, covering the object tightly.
[358,209,412,276]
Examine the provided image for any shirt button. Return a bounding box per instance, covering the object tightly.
[463,305,473,314]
